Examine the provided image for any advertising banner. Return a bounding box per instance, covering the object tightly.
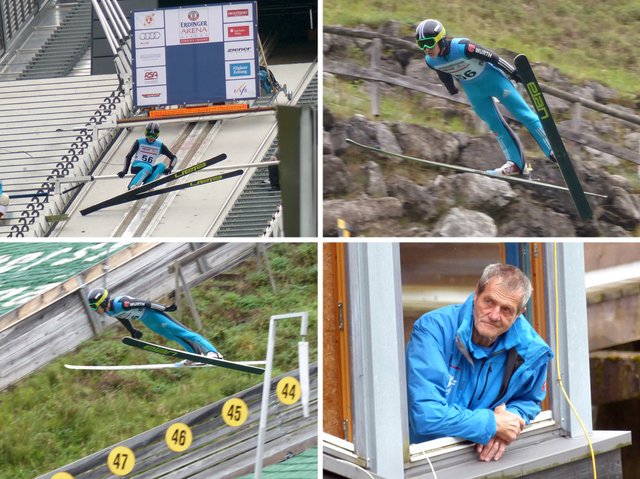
[132,2,259,108]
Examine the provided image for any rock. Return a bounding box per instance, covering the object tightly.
[432,208,498,237]
[532,65,569,86]
[392,122,461,163]
[387,175,451,222]
[323,106,335,131]
[459,134,505,171]
[607,175,634,193]
[323,197,403,236]
[499,202,577,237]
[374,122,402,156]
[583,146,621,168]
[623,132,640,150]
[438,173,517,214]
[569,85,596,103]
[377,20,403,38]
[585,81,619,103]
[600,187,640,230]
[323,131,334,155]
[363,161,387,196]
[323,155,352,198]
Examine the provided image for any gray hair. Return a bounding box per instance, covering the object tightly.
[477,263,532,313]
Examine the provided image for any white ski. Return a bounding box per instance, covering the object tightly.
[65,361,266,371]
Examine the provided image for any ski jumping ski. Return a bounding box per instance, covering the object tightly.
[80,153,228,216]
[122,337,266,375]
[514,54,594,221]
[65,360,267,371]
[345,139,606,199]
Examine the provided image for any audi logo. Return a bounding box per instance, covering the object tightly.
[139,32,161,40]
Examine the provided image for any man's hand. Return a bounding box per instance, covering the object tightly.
[494,403,525,443]
[510,70,523,84]
[164,302,177,312]
[117,170,127,178]
[131,328,143,339]
[476,436,509,462]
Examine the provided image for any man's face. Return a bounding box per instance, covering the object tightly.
[425,43,441,59]
[472,278,524,347]
[95,303,106,315]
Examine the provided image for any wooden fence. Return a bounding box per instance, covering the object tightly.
[0,242,268,392]
[38,363,318,479]
[324,25,640,165]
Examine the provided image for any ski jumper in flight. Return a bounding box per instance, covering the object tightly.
[416,19,557,176]
[118,121,178,190]
[88,288,223,365]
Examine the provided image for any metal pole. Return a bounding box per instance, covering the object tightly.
[100,0,125,40]
[91,0,118,55]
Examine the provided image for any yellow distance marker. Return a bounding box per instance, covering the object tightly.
[276,377,301,405]
[107,446,135,476]
[165,423,193,452]
[52,473,74,479]
[222,398,248,427]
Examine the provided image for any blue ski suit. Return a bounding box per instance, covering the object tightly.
[406,293,552,445]
[426,39,552,170]
[107,295,219,355]
[122,138,178,190]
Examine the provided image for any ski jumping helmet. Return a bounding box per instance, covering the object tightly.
[416,19,447,51]
[145,121,160,140]
[88,288,110,311]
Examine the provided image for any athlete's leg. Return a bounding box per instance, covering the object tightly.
[144,162,166,185]
[128,163,152,189]
[141,311,220,354]
[492,74,553,159]
[465,83,526,170]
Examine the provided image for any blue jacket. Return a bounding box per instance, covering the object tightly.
[406,293,553,445]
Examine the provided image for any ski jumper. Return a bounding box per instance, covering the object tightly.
[123,139,177,189]
[107,295,219,355]
[406,293,552,445]
[426,39,552,170]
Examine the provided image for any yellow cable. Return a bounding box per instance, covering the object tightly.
[553,243,597,479]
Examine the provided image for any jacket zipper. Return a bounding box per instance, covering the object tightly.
[468,358,487,407]
[477,363,492,401]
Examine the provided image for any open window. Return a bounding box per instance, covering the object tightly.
[323,242,630,479]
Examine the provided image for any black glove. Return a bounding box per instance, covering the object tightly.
[165,302,177,312]
[117,170,127,178]
[449,87,459,96]
[163,167,173,176]
[131,328,143,339]
[510,70,522,84]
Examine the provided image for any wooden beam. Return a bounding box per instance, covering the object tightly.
[590,351,640,405]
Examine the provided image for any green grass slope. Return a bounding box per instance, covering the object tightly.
[0,243,317,479]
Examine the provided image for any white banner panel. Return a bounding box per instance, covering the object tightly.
[135,47,166,68]
[135,28,165,49]
[223,3,253,23]
[133,10,165,30]
[226,79,257,99]
[224,40,254,60]
[164,6,223,46]
[137,86,167,106]
[136,66,167,87]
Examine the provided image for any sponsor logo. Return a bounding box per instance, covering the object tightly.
[139,31,161,41]
[144,71,159,80]
[143,344,178,356]
[469,43,475,52]
[189,175,223,186]
[176,163,207,178]
[227,9,249,17]
[227,46,252,53]
[526,82,550,120]
[129,302,146,307]
[140,52,162,62]
[142,92,162,98]
[475,47,491,58]
[234,82,249,95]
[542,381,547,392]
[143,13,155,27]
[503,89,511,98]
[124,301,129,307]
[230,63,251,77]
[449,364,461,370]
[446,374,457,395]
[188,10,199,21]
[161,323,167,328]
[228,25,250,37]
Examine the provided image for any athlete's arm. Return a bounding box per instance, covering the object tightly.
[426,62,459,95]
[119,297,173,312]
[161,144,178,173]
[116,317,143,338]
[119,140,139,178]
[461,40,522,83]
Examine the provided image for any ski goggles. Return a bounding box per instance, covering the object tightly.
[145,131,159,139]
[417,30,445,50]
[90,290,109,310]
